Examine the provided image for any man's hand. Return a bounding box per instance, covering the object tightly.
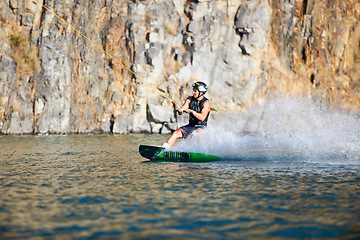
[184,109,193,114]
[178,109,193,115]
[177,109,184,115]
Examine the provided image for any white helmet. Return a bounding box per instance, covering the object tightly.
[192,82,208,94]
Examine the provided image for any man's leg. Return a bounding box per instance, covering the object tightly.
[165,129,183,147]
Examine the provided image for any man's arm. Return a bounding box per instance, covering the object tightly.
[185,100,210,121]
[177,97,191,115]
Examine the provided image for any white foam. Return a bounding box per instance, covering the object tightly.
[173,97,360,164]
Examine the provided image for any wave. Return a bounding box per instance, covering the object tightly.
[173,97,360,164]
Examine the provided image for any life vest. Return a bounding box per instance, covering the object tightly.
[188,96,210,127]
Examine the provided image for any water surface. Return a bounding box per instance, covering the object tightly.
[1,135,359,239]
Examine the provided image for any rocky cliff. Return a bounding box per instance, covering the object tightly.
[0,0,359,135]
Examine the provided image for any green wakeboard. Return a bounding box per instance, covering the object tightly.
[139,145,220,162]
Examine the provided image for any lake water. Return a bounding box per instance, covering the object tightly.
[1,134,359,239]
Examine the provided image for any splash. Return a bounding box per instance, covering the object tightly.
[173,97,360,164]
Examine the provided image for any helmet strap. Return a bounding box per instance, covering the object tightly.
[196,91,205,100]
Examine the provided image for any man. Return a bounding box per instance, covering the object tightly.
[163,82,210,148]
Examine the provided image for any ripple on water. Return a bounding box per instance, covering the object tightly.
[0,135,359,239]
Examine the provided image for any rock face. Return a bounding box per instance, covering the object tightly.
[0,0,359,134]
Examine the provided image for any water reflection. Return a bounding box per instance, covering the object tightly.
[0,135,359,239]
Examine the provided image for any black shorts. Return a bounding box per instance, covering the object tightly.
[178,125,206,139]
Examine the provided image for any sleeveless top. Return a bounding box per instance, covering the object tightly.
[188,96,210,127]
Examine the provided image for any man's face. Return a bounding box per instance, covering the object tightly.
[192,88,200,98]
